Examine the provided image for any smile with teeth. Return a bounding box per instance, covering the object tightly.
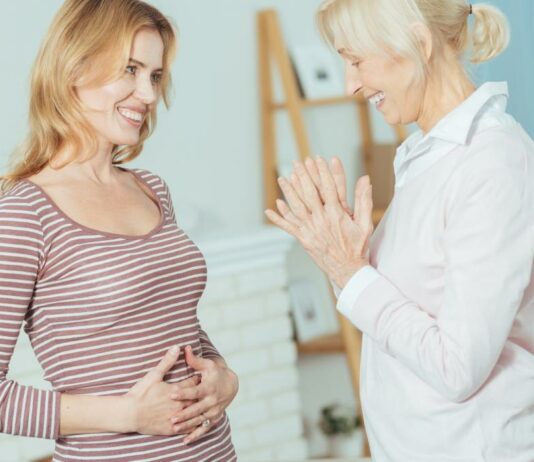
[369,91,385,106]
[117,107,144,124]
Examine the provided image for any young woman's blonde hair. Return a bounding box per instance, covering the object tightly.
[317,0,509,75]
[1,0,177,192]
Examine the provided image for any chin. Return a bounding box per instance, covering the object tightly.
[111,135,141,146]
[383,114,400,126]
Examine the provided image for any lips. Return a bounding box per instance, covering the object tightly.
[368,91,385,106]
[116,106,147,128]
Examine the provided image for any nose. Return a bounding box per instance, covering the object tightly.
[133,75,157,105]
[344,62,363,96]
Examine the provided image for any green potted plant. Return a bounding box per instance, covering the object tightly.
[318,403,364,457]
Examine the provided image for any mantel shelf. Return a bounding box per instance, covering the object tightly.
[298,332,344,354]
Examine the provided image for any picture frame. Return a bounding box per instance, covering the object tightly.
[289,278,334,342]
[292,45,344,99]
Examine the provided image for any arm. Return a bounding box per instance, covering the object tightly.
[60,347,198,436]
[0,200,60,439]
[337,164,533,402]
[0,204,135,437]
[266,155,532,404]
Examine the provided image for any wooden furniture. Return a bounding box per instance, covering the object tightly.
[258,8,407,458]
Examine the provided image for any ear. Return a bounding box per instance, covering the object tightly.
[411,22,433,63]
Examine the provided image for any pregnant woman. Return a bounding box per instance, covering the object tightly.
[0,0,237,460]
[267,0,534,461]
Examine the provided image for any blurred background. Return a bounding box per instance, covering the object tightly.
[1,1,532,461]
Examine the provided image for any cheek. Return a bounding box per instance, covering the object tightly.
[77,79,133,113]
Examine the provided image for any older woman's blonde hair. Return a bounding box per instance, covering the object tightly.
[1,0,177,192]
[317,0,509,76]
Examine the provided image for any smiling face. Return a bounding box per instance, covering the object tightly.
[338,47,426,126]
[75,28,165,149]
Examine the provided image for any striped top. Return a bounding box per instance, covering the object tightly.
[0,168,236,461]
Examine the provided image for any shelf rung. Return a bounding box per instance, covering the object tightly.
[272,94,364,110]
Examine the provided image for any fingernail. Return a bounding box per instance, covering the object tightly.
[169,345,179,355]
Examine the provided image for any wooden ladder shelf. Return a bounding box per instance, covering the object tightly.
[258,8,407,458]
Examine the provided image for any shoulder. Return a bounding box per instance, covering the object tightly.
[126,167,175,214]
[443,126,534,221]
[0,181,45,243]
[0,181,44,216]
[128,167,170,192]
[467,123,533,169]
[452,125,534,194]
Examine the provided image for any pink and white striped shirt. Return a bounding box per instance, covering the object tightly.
[0,168,236,461]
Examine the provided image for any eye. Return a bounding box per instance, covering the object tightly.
[125,65,136,75]
[151,73,163,85]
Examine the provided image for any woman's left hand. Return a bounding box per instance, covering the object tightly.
[170,346,238,444]
[265,157,374,288]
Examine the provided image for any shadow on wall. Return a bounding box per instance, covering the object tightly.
[474,0,534,137]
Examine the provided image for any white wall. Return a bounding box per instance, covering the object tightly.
[0,0,395,236]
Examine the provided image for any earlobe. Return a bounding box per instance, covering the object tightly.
[412,22,433,62]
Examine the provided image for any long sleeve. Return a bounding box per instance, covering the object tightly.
[337,160,533,403]
[0,196,61,439]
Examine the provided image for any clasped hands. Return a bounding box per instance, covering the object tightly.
[125,345,238,444]
[265,156,374,288]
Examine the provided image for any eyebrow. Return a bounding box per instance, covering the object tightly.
[129,58,163,72]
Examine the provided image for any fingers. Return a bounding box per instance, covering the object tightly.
[181,374,201,387]
[353,175,371,222]
[359,180,374,233]
[277,177,309,221]
[265,208,300,238]
[172,400,211,427]
[184,345,211,372]
[170,374,200,396]
[304,157,321,188]
[292,161,323,211]
[171,384,203,401]
[183,414,223,444]
[152,345,180,380]
[172,411,207,435]
[276,199,300,227]
[315,157,342,207]
[330,157,351,213]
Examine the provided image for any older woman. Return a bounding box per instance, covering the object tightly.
[267,1,534,461]
[0,0,237,460]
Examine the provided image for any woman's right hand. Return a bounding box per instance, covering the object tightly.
[123,346,199,436]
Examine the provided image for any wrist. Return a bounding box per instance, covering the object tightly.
[334,259,369,289]
[118,394,138,434]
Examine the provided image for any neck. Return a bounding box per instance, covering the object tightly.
[51,137,119,184]
[417,59,476,134]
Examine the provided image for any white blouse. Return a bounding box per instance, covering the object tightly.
[336,82,534,461]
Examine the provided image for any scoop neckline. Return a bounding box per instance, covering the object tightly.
[21,167,166,240]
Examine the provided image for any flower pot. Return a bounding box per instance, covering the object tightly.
[327,429,364,457]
